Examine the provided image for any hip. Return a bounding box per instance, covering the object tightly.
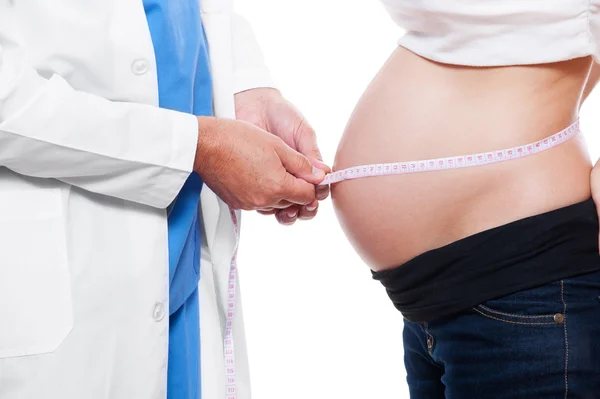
[372,198,600,322]
[403,269,600,398]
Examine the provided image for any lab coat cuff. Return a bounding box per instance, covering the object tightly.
[157,111,199,208]
[233,68,277,94]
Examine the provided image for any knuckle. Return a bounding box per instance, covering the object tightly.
[295,116,315,138]
[272,176,288,197]
[240,202,253,211]
[249,192,266,209]
[296,119,321,152]
[309,146,322,160]
[274,179,287,196]
[269,134,284,146]
[294,155,310,172]
[258,177,284,203]
[254,196,270,209]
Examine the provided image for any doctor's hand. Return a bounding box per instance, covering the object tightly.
[194,116,325,211]
[234,88,330,225]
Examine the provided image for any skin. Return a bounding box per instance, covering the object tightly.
[234,88,331,225]
[585,63,600,248]
[581,62,600,105]
[194,88,329,221]
[332,48,598,271]
[194,114,326,211]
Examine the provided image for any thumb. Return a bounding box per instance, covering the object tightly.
[275,142,326,184]
[295,123,331,173]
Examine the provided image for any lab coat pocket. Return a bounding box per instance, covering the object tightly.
[0,187,73,358]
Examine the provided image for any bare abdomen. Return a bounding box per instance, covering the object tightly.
[332,48,593,271]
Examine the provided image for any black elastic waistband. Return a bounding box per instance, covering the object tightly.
[372,198,600,322]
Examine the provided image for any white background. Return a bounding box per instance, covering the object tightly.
[234,1,600,398]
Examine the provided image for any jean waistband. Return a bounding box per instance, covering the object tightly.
[372,198,600,322]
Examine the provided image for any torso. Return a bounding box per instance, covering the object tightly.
[332,48,594,271]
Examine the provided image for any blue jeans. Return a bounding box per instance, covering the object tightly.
[403,270,600,398]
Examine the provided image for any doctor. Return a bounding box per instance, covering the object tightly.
[0,1,329,399]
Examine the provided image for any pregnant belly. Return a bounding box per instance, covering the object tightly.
[332,48,593,271]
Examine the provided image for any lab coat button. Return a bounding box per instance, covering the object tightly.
[152,302,165,322]
[131,59,149,75]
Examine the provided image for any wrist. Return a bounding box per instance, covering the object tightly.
[194,116,219,176]
[234,87,281,110]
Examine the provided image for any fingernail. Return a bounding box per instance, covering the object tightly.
[305,205,317,212]
[287,210,298,218]
[312,166,325,179]
[316,160,331,172]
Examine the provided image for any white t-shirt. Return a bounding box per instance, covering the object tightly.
[381,0,600,66]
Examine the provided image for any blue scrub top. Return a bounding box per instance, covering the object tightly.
[142,1,213,398]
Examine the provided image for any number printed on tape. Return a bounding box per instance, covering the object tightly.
[225,208,241,399]
[320,120,580,185]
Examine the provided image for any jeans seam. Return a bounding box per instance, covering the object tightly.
[472,307,557,325]
[421,322,435,356]
[477,304,555,319]
[561,280,569,399]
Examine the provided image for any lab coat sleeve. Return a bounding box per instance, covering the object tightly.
[230,13,277,93]
[0,46,199,209]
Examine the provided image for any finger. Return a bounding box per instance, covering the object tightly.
[276,205,299,225]
[298,200,319,220]
[316,184,330,201]
[275,200,294,208]
[275,142,326,185]
[279,172,317,205]
[294,119,332,174]
[257,209,278,216]
[258,199,295,216]
[259,200,294,211]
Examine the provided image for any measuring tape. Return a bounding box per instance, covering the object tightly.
[221,120,580,398]
[224,207,240,399]
[321,120,580,185]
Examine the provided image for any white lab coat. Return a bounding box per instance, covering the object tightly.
[0,1,272,398]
